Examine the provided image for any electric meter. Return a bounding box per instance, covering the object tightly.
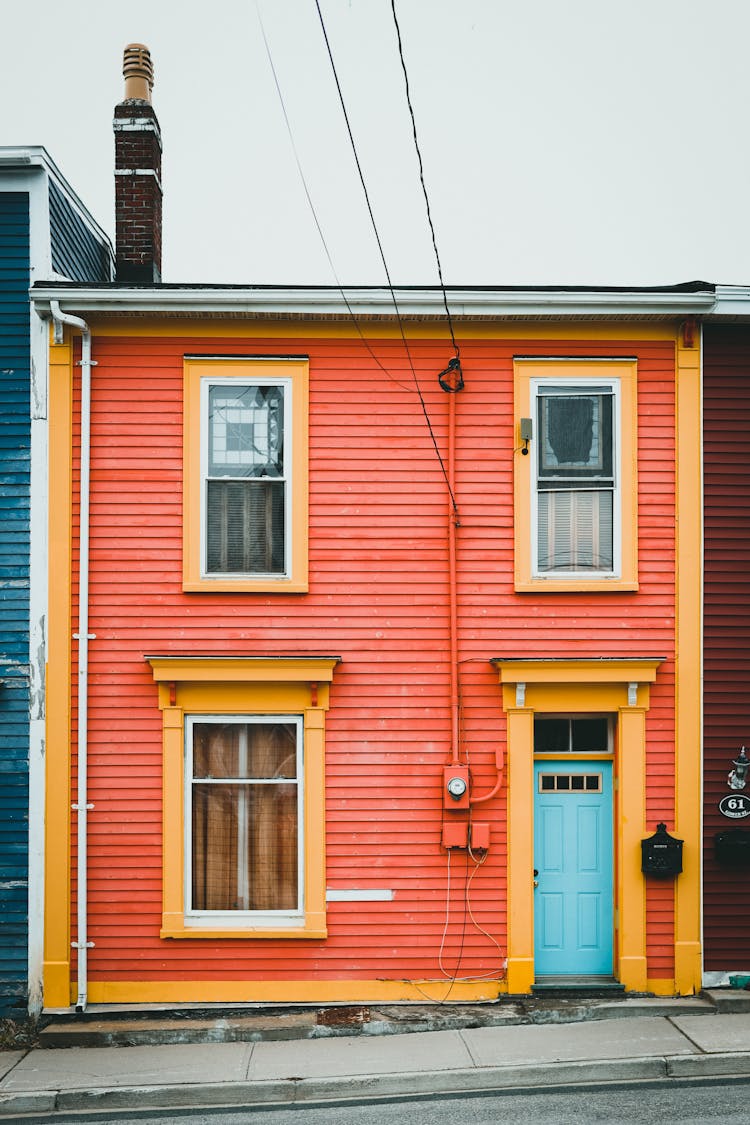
[447,775,468,800]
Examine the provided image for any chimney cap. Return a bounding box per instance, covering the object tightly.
[122,43,154,102]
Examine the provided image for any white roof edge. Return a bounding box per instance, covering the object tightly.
[30,285,718,319]
[0,145,113,256]
[709,285,750,319]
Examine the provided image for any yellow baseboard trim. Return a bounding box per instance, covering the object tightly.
[505,958,535,995]
[646,978,677,997]
[78,979,505,1005]
[44,962,71,1009]
[674,942,702,996]
[619,956,648,994]
[75,977,683,1004]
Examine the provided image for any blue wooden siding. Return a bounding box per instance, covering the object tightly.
[0,192,30,1013]
[49,180,111,282]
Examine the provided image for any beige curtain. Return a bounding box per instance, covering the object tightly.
[191,722,298,912]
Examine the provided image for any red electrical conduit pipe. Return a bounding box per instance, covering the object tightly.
[448,390,460,765]
[445,375,504,799]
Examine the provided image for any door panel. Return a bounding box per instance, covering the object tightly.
[534,760,613,976]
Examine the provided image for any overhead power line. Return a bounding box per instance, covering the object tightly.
[255,0,414,394]
[389,0,462,384]
[312,0,459,513]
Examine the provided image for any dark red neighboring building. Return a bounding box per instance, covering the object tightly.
[704,315,750,981]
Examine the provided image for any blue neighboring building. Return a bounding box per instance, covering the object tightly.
[0,149,112,1016]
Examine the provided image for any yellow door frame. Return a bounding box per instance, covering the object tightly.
[492,658,666,994]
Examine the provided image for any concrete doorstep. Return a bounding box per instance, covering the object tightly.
[2,1012,750,1117]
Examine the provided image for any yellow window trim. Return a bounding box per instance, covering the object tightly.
[183,357,309,592]
[147,655,340,939]
[513,359,638,592]
[492,657,662,995]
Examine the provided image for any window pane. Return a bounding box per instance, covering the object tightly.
[571,718,609,753]
[208,385,283,478]
[534,718,569,753]
[538,489,613,571]
[206,479,285,574]
[538,391,612,480]
[191,783,298,911]
[193,722,297,779]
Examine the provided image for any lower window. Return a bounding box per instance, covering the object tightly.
[186,717,302,926]
[147,655,339,939]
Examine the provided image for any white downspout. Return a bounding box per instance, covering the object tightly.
[49,300,93,1013]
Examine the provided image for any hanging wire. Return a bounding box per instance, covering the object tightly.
[254,0,413,394]
[313,0,459,515]
[390,0,463,390]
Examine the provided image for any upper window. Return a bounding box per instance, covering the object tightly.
[536,383,615,574]
[183,359,309,592]
[514,360,638,592]
[206,383,286,575]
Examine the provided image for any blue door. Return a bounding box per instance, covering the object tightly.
[534,760,613,977]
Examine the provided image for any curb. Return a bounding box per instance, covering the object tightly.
[3,1053,750,1116]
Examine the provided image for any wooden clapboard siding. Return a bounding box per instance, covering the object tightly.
[66,330,677,986]
[0,192,31,1013]
[49,180,112,283]
[703,326,750,970]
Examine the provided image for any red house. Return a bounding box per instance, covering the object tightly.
[30,49,708,1010]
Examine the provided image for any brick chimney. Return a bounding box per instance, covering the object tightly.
[114,44,162,283]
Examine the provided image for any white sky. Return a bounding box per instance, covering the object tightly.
[4,0,750,287]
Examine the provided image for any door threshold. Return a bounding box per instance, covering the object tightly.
[532,976,625,998]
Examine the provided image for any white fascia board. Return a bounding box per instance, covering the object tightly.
[0,161,51,280]
[709,285,750,320]
[30,285,718,320]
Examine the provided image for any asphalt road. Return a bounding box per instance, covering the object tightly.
[13,1076,750,1125]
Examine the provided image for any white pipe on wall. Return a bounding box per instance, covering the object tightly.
[49,301,93,1013]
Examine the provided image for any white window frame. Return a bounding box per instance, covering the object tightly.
[199,376,293,580]
[530,375,622,580]
[184,713,305,930]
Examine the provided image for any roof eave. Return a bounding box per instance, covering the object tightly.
[29,284,718,321]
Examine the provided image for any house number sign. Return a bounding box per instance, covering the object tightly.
[719,794,750,819]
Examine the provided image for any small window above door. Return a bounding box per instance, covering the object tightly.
[534,716,612,754]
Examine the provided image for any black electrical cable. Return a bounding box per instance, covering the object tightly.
[313,0,459,515]
[255,0,413,395]
[390,0,462,375]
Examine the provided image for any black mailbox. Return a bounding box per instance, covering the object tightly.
[715,829,750,868]
[641,822,683,878]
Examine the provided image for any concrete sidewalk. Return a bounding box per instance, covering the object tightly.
[2,1008,750,1117]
